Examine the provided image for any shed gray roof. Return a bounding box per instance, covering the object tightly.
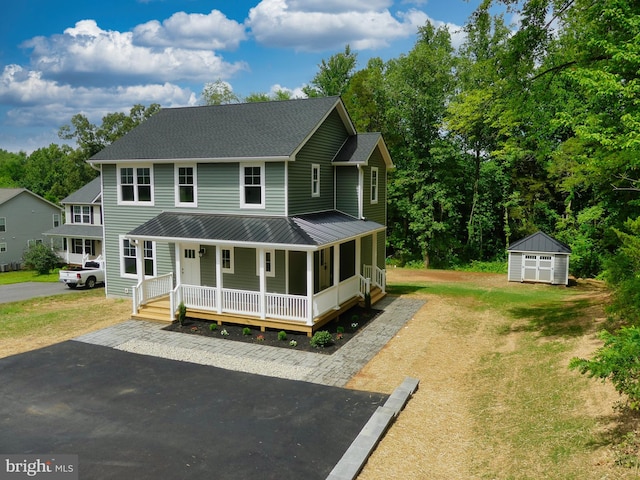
[333,132,394,168]
[43,224,103,240]
[126,210,384,249]
[88,97,353,163]
[61,177,101,205]
[508,231,571,254]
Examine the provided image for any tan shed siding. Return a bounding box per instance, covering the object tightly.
[362,147,387,225]
[288,109,349,215]
[508,252,522,281]
[101,164,174,297]
[336,167,359,218]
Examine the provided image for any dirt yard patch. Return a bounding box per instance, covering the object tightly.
[348,269,638,479]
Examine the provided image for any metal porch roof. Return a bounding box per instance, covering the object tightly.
[126,211,385,248]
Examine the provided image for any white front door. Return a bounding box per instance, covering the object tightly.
[181,244,201,285]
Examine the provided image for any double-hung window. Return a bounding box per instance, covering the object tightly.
[176,165,197,206]
[121,237,155,277]
[72,206,91,224]
[311,164,320,197]
[256,249,275,277]
[221,247,234,274]
[370,167,379,204]
[119,166,153,204]
[240,163,264,208]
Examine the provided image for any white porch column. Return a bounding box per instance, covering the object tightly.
[174,243,182,285]
[258,248,266,320]
[372,231,378,271]
[215,246,222,314]
[306,250,313,326]
[134,239,144,284]
[333,244,340,309]
[356,236,361,276]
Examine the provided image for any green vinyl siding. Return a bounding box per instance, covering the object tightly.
[266,250,286,294]
[222,247,259,291]
[335,167,359,218]
[200,246,216,287]
[377,230,386,269]
[360,235,372,273]
[288,251,307,296]
[288,109,348,215]
[362,147,387,225]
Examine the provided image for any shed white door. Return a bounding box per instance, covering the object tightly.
[181,244,200,285]
[522,254,553,283]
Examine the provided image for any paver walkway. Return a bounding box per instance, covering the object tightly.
[75,296,425,387]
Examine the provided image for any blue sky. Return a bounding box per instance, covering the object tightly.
[0,1,496,153]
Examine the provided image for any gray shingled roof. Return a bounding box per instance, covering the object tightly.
[61,177,101,204]
[508,231,571,254]
[43,224,103,239]
[127,211,384,248]
[89,97,348,162]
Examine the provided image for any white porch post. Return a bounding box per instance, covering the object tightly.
[174,243,182,285]
[372,231,378,272]
[306,250,313,326]
[215,245,222,314]
[258,248,266,319]
[134,239,144,284]
[356,236,361,276]
[333,244,340,309]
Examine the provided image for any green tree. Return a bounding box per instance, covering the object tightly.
[303,45,357,97]
[201,79,240,105]
[22,243,60,275]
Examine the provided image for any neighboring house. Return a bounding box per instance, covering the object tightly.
[507,231,571,285]
[0,188,63,270]
[44,177,104,265]
[87,96,393,335]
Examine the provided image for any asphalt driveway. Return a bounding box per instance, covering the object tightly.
[0,281,96,304]
[0,341,387,479]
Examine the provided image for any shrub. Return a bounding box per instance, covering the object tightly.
[336,326,345,334]
[178,302,187,326]
[242,327,252,336]
[310,330,333,348]
[277,330,287,341]
[22,243,59,275]
[209,323,218,331]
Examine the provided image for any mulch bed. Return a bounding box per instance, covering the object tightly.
[162,305,382,355]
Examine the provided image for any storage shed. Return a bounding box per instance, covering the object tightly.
[507,231,571,285]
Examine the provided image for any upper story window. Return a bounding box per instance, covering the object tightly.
[53,214,61,228]
[72,206,92,224]
[118,166,153,204]
[176,165,197,206]
[0,217,6,232]
[240,163,265,208]
[370,167,379,204]
[311,164,320,197]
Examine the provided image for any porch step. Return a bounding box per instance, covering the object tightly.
[132,299,173,323]
[359,286,386,308]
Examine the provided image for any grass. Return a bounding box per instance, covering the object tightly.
[0,269,60,285]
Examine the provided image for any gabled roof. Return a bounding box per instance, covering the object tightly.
[508,231,571,254]
[61,177,101,205]
[333,133,394,169]
[88,97,356,164]
[0,188,62,211]
[126,210,385,250]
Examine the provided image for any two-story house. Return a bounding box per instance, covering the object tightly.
[0,188,63,270]
[44,176,103,265]
[87,96,393,335]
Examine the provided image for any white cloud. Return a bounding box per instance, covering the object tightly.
[0,64,196,128]
[133,9,247,50]
[22,19,248,86]
[247,0,427,51]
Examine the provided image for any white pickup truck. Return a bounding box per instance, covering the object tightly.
[59,259,105,289]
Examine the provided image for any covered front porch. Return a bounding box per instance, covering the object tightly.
[126,211,387,335]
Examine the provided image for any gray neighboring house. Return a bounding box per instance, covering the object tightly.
[44,177,103,265]
[87,96,394,335]
[507,231,572,285]
[0,188,63,270]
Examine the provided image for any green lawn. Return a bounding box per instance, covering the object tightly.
[0,269,60,285]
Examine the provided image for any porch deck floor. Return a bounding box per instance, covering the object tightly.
[75,295,426,387]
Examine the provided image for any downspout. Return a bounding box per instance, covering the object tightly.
[357,165,363,220]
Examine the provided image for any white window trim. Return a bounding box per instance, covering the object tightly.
[117,164,155,205]
[72,205,92,224]
[221,247,234,274]
[0,242,6,252]
[119,236,156,279]
[371,167,379,204]
[175,164,198,207]
[53,213,61,228]
[239,162,265,209]
[311,164,320,198]
[256,249,276,278]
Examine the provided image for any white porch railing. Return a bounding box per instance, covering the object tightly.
[132,272,173,315]
[313,276,361,317]
[222,288,261,316]
[266,292,307,321]
[362,264,386,293]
